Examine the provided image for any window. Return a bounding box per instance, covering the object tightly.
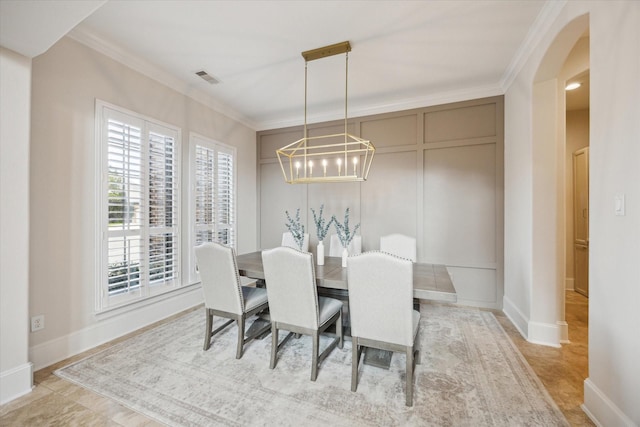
[96,102,181,310]
[189,133,236,282]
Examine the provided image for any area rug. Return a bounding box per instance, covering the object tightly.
[56,304,568,426]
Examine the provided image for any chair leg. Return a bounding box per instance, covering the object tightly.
[203,309,213,351]
[415,329,421,365]
[337,310,344,349]
[269,323,278,370]
[351,337,359,392]
[235,316,245,359]
[311,331,319,381]
[406,346,414,407]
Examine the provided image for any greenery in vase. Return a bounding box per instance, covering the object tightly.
[331,208,360,248]
[285,208,305,250]
[311,204,333,242]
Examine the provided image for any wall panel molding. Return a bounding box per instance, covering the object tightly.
[257,96,504,308]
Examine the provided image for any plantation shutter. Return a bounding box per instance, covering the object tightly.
[194,144,216,245]
[106,112,145,298]
[99,104,181,309]
[190,135,237,281]
[147,125,179,287]
[216,149,235,246]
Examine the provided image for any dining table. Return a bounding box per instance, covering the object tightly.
[236,251,457,303]
[236,250,457,369]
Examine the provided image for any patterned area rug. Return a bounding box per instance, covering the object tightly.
[56,304,568,426]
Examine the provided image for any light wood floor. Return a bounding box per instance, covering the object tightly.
[1,291,593,426]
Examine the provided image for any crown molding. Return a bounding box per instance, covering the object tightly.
[256,83,504,131]
[67,26,259,130]
[500,0,567,92]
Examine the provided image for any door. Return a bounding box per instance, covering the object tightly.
[573,147,589,297]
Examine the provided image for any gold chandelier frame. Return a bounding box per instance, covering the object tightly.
[277,41,375,184]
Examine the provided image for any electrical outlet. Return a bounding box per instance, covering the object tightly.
[31,315,44,332]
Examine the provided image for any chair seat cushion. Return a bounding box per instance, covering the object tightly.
[240,276,257,287]
[242,286,268,312]
[318,297,343,327]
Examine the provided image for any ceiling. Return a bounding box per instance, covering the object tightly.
[566,70,590,111]
[2,0,560,130]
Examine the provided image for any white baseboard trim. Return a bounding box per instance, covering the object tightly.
[528,321,561,347]
[453,298,502,310]
[502,295,528,339]
[583,378,636,427]
[502,296,562,347]
[565,277,575,290]
[557,320,569,344]
[0,362,33,405]
[29,288,203,371]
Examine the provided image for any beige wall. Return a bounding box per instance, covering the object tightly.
[0,47,33,404]
[28,37,257,369]
[258,97,504,309]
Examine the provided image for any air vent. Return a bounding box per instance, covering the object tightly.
[195,70,219,84]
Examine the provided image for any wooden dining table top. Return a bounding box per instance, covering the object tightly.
[236,251,457,303]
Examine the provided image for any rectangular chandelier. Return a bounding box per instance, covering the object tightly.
[277,133,375,183]
[277,41,375,184]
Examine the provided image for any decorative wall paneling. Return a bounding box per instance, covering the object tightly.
[257,96,504,309]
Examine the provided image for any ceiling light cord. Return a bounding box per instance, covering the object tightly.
[344,51,349,167]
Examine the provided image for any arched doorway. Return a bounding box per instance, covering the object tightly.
[529,13,589,347]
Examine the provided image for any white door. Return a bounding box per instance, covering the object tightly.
[573,147,589,297]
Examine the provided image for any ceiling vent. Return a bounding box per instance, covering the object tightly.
[195,70,219,84]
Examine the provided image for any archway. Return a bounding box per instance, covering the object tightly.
[530,14,589,346]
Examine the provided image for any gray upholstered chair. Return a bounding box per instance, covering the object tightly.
[281,231,310,252]
[194,242,270,358]
[328,233,362,257]
[261,246,344,381]
[347,251,420,406]
[379,233,417,262]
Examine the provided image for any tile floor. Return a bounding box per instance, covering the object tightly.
[0,292,593,426]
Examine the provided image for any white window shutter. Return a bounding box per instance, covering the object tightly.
[98,103,181,310]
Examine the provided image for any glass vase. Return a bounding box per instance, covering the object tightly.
[341,247,348,267]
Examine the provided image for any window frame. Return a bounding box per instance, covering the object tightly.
[188,132,237,284]
[95,100,182,312]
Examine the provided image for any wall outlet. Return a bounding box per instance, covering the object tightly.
[31,315,44,332]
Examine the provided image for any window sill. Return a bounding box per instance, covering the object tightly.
[95,282,202,320]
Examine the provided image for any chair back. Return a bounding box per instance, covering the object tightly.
[262,247,318,329]
[380,233,416,262]
[329,234,362,257]
[282,232,310,251]
[195,242,243,314]
[347,251,414,346]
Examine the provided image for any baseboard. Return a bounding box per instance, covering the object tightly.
[0,362,33,404]
[557,320,569,344]
[454,298,502,310]
[502,296,561,347]
[565,277,575,291]
[502,295,529,338]
[29,288,203,371]
[528,321,561,347]
[583,378,636,427]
